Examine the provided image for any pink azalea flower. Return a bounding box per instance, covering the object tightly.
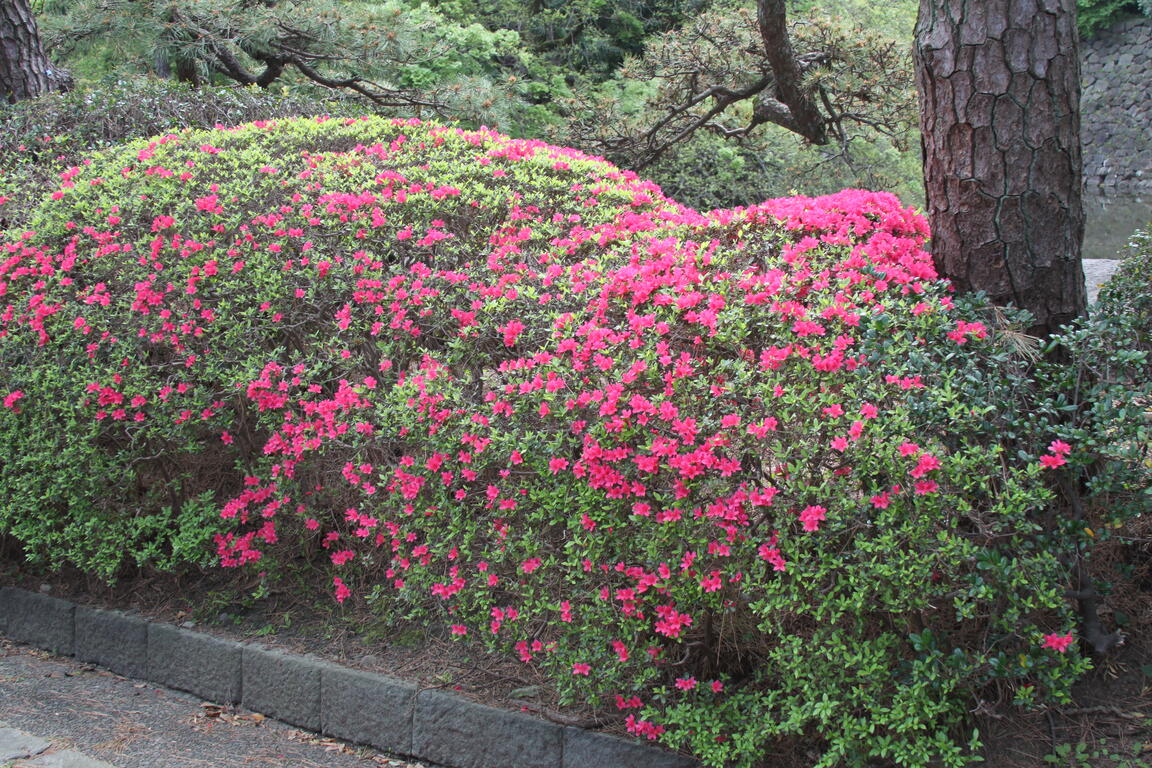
[500,319,525,346]
[333,577,351,604]
[1042,632,1074,652]
[799,505,827,532]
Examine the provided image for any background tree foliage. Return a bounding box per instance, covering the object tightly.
[21,0,927,206]
[431,0,708,79]
[35,0,531,123]
[556,3,918,204]
[23,0,1146,209]
[1077,0,1152,34]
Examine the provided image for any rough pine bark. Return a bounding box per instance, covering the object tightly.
[0,0,58,103]
[914,0,1086,337]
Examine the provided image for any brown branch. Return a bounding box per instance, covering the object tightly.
[632,77,773,170]
[206,45,250,84]
[1058,473,1124,655]
[241,46,290,87]
[748,97,805,134]
[756,0,828,144]
[284,55,444,110]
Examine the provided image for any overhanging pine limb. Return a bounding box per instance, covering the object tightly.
[636,98,737,170]
[633,77,774,170]
[254,57,284,88]
[749,97,805,135]
[209,43,284,87]
[240,47,289,87]
[285,56,445,111]
[817,85,847,144]
[164,7,279,87]
[756,0,828,145]
[206,45,257,85]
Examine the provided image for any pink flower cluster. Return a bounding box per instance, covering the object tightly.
[2,116,1071,760]
[1039,439,1072,469]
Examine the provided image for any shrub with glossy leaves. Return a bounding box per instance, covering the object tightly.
[2,116,1148,767]
[1098,227,1152,351]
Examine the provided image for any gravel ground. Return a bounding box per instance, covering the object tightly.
[0,640,437,768]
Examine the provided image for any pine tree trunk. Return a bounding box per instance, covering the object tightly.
[0,0,57,103]
[914,0,1086,337]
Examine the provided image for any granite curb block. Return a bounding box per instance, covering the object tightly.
[320,663,416,756]
[0,586,75,656]
[563,727,699,768]
[0,587,700,767]
[75,606,148,679]
[146,622,243,705]
[414,689,563,768]
[242,644,322,731]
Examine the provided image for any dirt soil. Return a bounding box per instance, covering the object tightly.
[2,533,1150,768]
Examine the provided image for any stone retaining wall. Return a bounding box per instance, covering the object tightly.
[1081,17,1152,191]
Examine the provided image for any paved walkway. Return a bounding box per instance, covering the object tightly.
[0,641,434,768]
[1,722,114,768]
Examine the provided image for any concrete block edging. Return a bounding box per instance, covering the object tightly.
[0,587,697,768]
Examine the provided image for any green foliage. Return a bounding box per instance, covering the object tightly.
[0,77,330,156]
[38,0,528,126]
[789,0,918,38]
[3,117,1150,765]
[1044,737,1151,768]
[1077,0,1150,36]
[555,3,918,200]
[0,77,334,238]
[432,0,709,80]
[1097,227,1152,352]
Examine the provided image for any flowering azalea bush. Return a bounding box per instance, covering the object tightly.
[2,116,1149,767]
[0,78,335,242]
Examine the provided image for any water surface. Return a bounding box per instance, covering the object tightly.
[1083,192,1151,260]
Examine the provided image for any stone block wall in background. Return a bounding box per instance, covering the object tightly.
[1081,18,1152,191]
